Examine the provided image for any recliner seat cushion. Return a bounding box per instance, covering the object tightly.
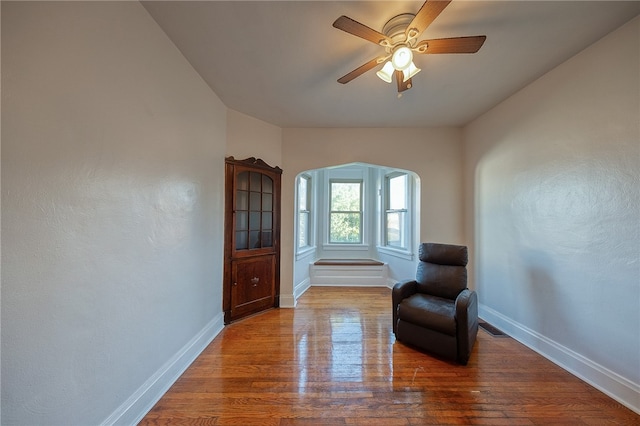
[397,294,456,336]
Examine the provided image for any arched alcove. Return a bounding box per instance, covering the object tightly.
[291,162,421,302]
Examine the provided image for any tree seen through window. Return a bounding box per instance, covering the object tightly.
[329,181,362,243]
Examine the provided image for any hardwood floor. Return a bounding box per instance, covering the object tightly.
[140,287,638,425]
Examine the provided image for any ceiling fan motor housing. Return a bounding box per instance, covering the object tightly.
[381,13,416,48]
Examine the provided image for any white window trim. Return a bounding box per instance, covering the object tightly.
[296,246,316,260]
[382,171,412,253]
[327,178,365,245]
[296,173,313,254]
[377,245,414,260]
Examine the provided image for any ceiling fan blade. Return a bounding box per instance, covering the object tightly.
[406,0,452,40]
[395,70,412,93]
[337,57,384,84]
[414,36,487,54]
[333,15,391,46]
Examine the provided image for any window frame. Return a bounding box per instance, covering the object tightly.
[383,172,410,251]
[328,178,364,245]
[297,174,312,249]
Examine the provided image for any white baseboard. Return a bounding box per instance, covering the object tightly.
[280,278,311,308]
[279,293,297,308]
[294,278,311,301]
[101,313,225,425]
[479,304,640,415]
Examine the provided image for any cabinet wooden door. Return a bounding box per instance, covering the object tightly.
[230,255,276,320]
[224,157,281,323]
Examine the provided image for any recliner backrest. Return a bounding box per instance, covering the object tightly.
[415,243,468,300]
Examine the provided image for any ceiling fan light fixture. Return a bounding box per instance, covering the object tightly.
[403,62,421,82]
[391,46,413,71]
[333,0,486,93]
[376,61,395,83]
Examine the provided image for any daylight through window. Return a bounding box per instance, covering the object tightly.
[298,175,311,248]
[329,180,362,244]
[385,173,408,249]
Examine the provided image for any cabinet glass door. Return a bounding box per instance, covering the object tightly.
[235,171,274,251]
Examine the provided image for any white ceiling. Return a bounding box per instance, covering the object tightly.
[142,1,639,128]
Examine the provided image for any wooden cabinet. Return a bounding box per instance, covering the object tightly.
[224,157,281,323]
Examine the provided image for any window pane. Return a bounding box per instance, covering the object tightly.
[249,231,260,249]
[262,212,272,229]
[237,171,249,190]
[261,231,272,247]
[262,193,272,211]
[250,172,262,191]
[236,190,248,210]
[330,212,361,243]
[262,175,273,193]
[297,175,311,250]
[236,212,248,231]
[235,231,248,250]
[298,177,307,208]
[249,212,261,231]
[389,174,407,210]
[330,182,361,211]
[386,211,404,247]
[298,212,308,247]
[250,192,261,211]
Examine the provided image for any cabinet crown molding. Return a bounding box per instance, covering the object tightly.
[225,157,282,174]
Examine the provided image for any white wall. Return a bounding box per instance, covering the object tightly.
[281,128,463,306]
[227,108,282,168]
[463,16,639,412]
[1,2,227,424]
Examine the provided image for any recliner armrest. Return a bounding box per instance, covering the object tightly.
[392,280,417,334]
[454,289,479,364]
[393,279,417,302]
[454,289,475,316]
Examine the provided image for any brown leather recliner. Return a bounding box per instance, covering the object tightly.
[392,242,478,365]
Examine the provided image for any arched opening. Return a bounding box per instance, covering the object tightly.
[291,162,420,301]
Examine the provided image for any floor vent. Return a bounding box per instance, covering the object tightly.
[479,321,509,337]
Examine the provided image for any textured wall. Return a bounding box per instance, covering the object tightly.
[226,109,282,169]
[463,16,639,409]
[1,2,227,424]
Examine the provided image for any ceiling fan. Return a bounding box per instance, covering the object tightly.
[333,0,486,93]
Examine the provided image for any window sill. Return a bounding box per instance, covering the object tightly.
[377,246,414,261]
[322,244,369,251]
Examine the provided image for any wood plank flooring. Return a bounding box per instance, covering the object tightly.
[140,287,639,425]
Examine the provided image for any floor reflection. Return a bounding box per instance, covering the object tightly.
[329,312,364,382]
[293,289,395,394]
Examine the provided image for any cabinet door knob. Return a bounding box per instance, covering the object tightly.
[233,282,237,286]
[251,277,259,286]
